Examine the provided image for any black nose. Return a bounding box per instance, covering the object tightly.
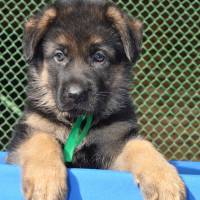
[68,85,82,99]
[65,84,88,102]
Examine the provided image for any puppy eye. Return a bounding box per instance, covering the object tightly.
[93,51,105,63]
[54,50,65,62]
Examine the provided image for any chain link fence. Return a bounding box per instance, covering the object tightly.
[0,0,199,160]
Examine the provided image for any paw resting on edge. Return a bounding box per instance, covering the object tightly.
[136,162,186,200]
[22,160,67,200]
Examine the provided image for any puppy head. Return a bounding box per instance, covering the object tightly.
[24,0,143,118]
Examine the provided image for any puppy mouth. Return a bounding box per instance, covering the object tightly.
[60,107,94,120]
[56,97,95,117]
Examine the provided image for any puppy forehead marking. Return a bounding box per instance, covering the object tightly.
[89,35,103,44]
[45,33,105,56]
[55,34,75,45]
[44,33,76,55]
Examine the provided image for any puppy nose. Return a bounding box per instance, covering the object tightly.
[67,85,85,100]
[68,85,83,99]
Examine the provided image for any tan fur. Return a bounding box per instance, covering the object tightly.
[111,139,186,200]
[17,132,66,200]
[41,61,49,85]
[106,7,125,27]
[25,17,37,30]
[129,19,143,33]
[44,37,72,56]
[38,8,57,30]
[25,113,69,143]
[25,8,56,31]
[89,35,103,44]
[56,34,78,55]
[56,34,73,45]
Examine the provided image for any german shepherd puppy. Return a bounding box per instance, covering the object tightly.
[7,0,186,199]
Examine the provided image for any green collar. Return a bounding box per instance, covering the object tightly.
[64,113,93,163]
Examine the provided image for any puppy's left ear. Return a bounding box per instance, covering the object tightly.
[105,5,143,63]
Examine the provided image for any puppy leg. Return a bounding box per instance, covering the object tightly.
[17,132,67,200]
[111,139,186,200]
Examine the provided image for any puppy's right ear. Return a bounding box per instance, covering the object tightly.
[23,7,57,63]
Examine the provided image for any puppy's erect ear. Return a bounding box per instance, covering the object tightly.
[23,7,57,63]
[105,5,143,63]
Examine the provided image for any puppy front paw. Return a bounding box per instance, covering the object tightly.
[111,139,186,200]
[136,163,186,200]
[22,160,67,200]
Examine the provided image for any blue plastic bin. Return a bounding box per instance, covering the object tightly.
[0,152,199,200]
